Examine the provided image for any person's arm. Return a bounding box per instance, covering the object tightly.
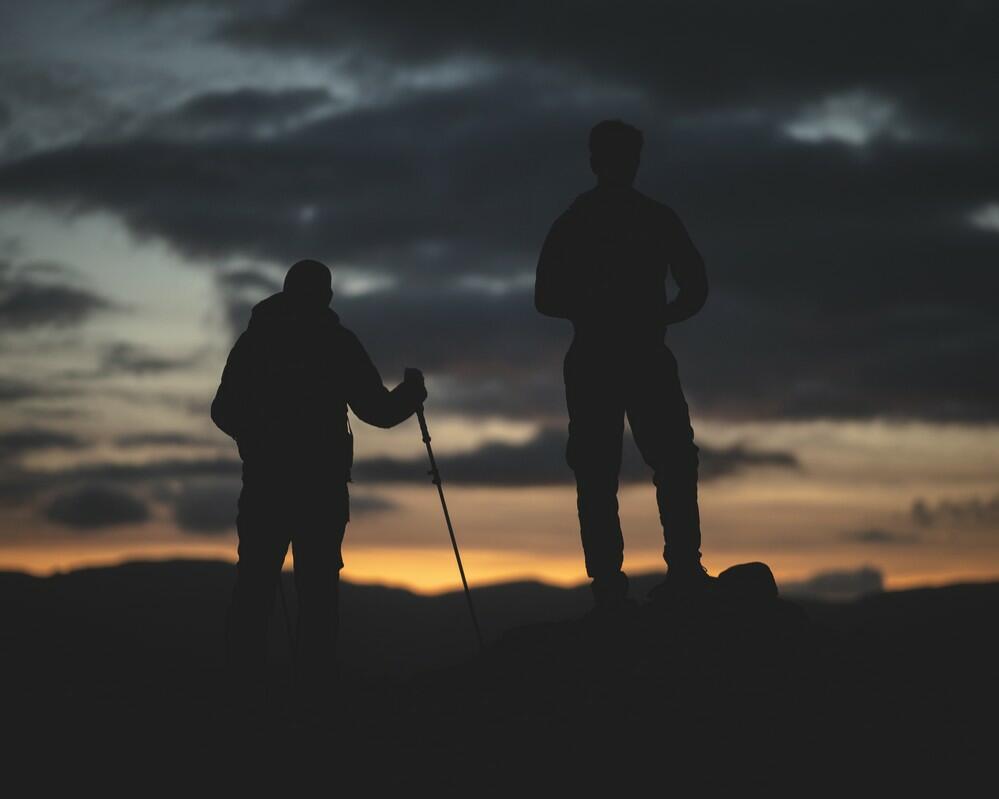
[662,208,708,326]
[535,212,587,320]
[210,331,253,440]
[344,331,426,428]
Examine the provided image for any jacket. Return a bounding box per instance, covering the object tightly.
[534,185,708,340]
[211,291,420,478]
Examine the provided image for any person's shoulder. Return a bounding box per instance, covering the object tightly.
[248,291,288,321]
[568,187,600,211]
[632,188,675,216]
[554,188,600,227]
[328,313,364,352]
[634,190,687,234]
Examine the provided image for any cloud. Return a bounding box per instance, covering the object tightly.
[147,86,335,140]
[3,279,110,327]
[0,76,598,272]
[0,261,113,330]
[45,484,150,530]
[171,479,239,533]
[336,285,556,380]
[64,456,241,485]
[0,427,84,461]
[216,268,282,333]
[1,420,794,510]
[969,203,999,234]
[114,431,212,448]
[218,268,282,294]
[0,376,47,402]
[2,21,997,425]
[783,91,914,147]
[0,455,241,503]
[841,528,921,545]
[0,59,133,159]
[353,427,797,486]
[214,0,998,135]
[912,494,999,529]
[97,342,202,376]
[168,478,396,534]
[780,567,883,601]
[349,493,398,516]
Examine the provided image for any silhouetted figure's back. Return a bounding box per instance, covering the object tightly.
[535,120,709,610]
[211,259,425,717]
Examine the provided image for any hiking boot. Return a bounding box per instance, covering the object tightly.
[648,563,714,605]
[588,571,634,616]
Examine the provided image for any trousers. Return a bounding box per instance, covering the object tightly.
[224,470,348,692]
[564,337,701,580]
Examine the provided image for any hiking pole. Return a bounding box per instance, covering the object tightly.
[416,405,485,653]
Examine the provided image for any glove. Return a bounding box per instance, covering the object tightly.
[403,367,428,405]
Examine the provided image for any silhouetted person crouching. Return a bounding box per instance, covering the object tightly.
[535,120,709,611]
[211,259,426,712]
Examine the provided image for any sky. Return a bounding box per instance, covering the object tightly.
[0,0,997,594]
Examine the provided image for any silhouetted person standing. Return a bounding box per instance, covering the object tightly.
[211,259,426,715]
[535,120,709,611]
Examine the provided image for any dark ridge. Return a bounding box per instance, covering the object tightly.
[2,559,995,790]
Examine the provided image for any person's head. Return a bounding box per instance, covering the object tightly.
[283,259,333,309]
[589,119,643,187]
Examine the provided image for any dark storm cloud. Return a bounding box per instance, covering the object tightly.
[0,422,792,522]
[218,268,281,295]
[221,260,999,425]
[148,86,334,139]
[8,79,990,319]
[911,494,999,528]
[64,456,241,484]
[114,431,212,447]
[0,284,109,330]
[670,297,999,423]
[217,268,282,334]
[0,427,84,460]
[2,22,997,423]
[0,99,11,129]
[0,450,242,520]
[353,427,798,486]
[0,426,794,504]
[0,455,241,503]
[0,262,113,330]
[168,477,396,534]
[344,283,999,424]
[216,0,998,135]
[349,493,398,515]
[841,528,921,546]
[45,484,150,530]
[337,286,555,380]
[171,478,239,533]
[0,376,45,402]
[0,77,600,271]
[97,342,202,376]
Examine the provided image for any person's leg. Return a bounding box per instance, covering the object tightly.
[626,344,702,571]
[290,485,348,708]
[564,341,629,606]
[225,485,291,696]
